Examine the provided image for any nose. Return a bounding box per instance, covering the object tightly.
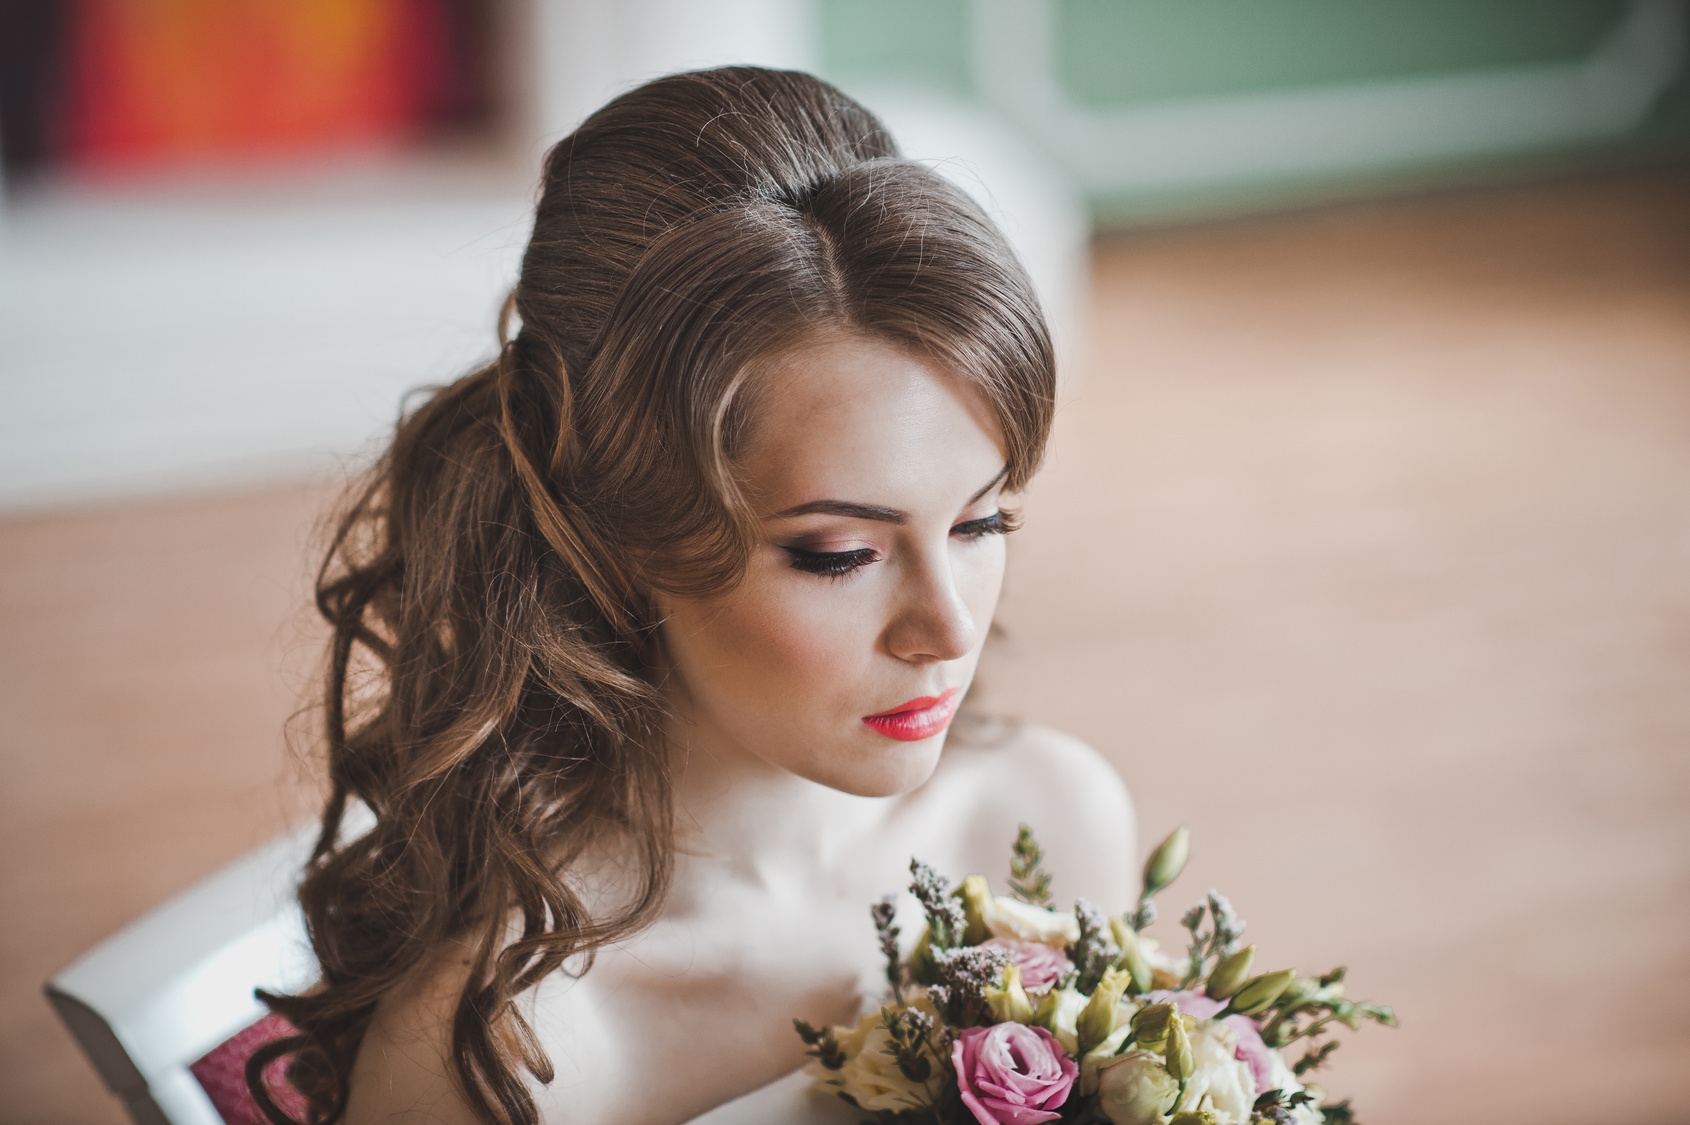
[883,554,979,665]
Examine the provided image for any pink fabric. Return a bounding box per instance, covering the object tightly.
[188,1013,310,1125]
[1148,989,1274,1096]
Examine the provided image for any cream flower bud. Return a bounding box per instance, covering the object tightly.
[1127,1001,1177,1050]
[1164,1013,1194,1084]
[984,962,1036,1025]
[1228,968,1297,1017]
[958,874,993,946]
[1142,826,1190,897]
[1076,967,1131,1054]
[1110,918,1154,995]
[1204,944,1256,1000]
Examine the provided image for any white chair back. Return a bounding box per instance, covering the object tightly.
[44,809,364,1125]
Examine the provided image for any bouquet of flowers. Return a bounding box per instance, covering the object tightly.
[794,827,1395,1125]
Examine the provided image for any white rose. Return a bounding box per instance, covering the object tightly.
[1167,1020,1259,1125]
[807,1007,942,1114]
[983,895,1081,948]
[1093,1049,1178,1125]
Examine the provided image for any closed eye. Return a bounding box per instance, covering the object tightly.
[952,511,1016,540]
[782,546,879,578]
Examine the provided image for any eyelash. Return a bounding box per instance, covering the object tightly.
[782,512,1015,578]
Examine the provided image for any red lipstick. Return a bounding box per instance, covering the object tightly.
[862,688,961,742]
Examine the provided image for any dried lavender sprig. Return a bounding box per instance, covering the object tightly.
[929,943,1010,1025]
[1071,897,1121,994]
[1179,903,1209,989]
[871,896,903,1001]
[1207,891,1246,959]
[910,859,967,950]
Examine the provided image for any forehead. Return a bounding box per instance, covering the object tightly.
[738,334,1006,512]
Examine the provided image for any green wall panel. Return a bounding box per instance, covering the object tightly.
[819,0,973,95]
[1055,0,1629,108]
[818,0,1688,225]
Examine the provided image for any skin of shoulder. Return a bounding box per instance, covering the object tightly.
[938,721,1139,914]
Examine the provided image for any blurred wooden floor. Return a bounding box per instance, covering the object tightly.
[3,168,1688,1123]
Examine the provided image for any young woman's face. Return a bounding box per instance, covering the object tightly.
[657,333,1012,798]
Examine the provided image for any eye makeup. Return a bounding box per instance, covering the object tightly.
[950,511,1014,540]
[777,510,1014,578]
[781,545,879,577]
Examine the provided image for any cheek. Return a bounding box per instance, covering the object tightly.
[672,571,882,706]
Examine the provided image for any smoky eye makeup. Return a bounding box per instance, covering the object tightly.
[777,509,1015,577]
[781,544,879,578]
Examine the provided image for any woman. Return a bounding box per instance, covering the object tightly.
[256,67,1134,1125]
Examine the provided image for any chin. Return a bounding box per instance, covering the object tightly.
[815,734,948,798]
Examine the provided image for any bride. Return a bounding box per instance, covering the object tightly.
[256,67,1134,1125]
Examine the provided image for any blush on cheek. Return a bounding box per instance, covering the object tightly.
[677,573,879,726]
[728,585,869,682]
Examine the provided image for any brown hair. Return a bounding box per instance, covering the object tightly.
[252,67,1055,1124]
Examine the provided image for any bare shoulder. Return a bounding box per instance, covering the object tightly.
[342,946,480,1124]
[938,722,1138,913]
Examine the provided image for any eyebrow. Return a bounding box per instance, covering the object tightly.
[767,466,1009,523]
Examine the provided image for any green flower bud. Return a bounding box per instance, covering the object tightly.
[1164,1012,1194,1083]
[1076,967,1131,1054]
[1227,968,1297,1016]
[1110,918,1154,995]
[1128,1001,1177,1049]
[1170,1113,1220,1125]
[958,874,992,945]
[984,963,1036,1024]
[1142,826,1190,898]
[1204,944,1255,1000]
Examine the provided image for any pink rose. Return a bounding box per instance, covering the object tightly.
[981,938,1072,994]
[1148,989,1273,1095]
[951,1022,1078,1125]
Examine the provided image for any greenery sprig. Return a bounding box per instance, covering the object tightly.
[1257,966,1398,1051]
[879,1005,940,1083]
[1009,823,1053,905]
[793,1019,846,1070]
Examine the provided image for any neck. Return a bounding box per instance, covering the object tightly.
[664,705,894,884]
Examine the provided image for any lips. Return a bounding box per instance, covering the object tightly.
[862,688,961,742]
